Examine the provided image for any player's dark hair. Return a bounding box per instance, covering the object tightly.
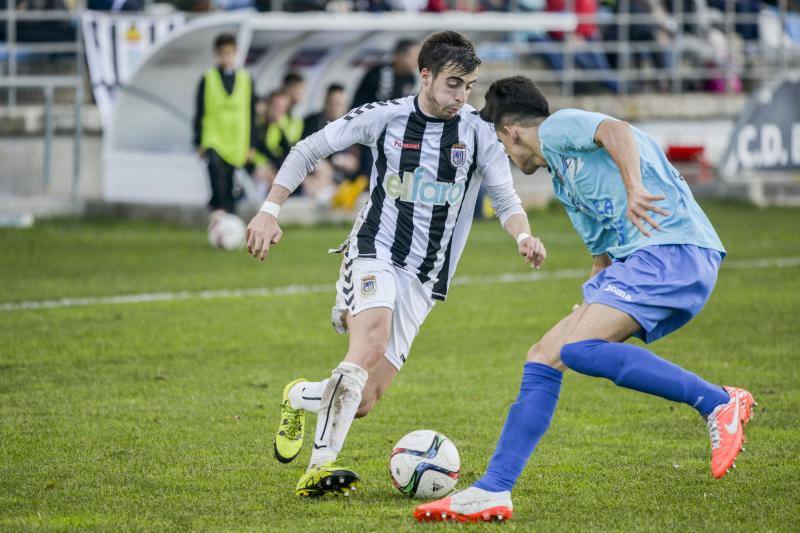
[283,72,304,87]
[394,38,418,56]
[213,33,236,51]
[418,31,481,77]
[480,76,550,127]
[326,83,345,95]
[481,76,550,126]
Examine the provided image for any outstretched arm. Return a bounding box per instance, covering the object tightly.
[245,130,336,261]
[246,103,388,262]
[594,119,669,237]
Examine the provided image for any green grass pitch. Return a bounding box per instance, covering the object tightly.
[1,201,799,531]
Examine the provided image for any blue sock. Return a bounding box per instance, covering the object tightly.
[474,362,562,493]
[560,339,729,417]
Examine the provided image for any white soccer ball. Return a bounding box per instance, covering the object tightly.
[389,430,460,499]
[208,213,246,250]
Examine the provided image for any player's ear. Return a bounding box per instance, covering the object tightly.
[420,68,432,87]
[503,124,519,144]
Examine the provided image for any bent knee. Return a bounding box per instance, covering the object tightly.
[526,342,563,368]
[362,338,390,361]
[347,342,389,368]
[560,339,606,370]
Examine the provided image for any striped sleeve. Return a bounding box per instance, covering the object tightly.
[324,101,391,151]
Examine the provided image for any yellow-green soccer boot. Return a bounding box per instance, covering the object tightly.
[273,378,306,463]
[295,462,360,497]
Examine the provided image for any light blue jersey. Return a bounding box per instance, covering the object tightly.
[539,109,725,259]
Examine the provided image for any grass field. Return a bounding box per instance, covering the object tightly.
[1,201,799,531]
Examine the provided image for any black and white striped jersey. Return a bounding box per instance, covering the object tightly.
[276,95,525,302]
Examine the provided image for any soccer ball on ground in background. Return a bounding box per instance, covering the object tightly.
[208,212,246,250]
[389,430,460,499]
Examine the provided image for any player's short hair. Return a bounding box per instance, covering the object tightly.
[394,38,418,56]
[418,31,481,77]
[283,72,304,87]
[480,76,550,127]
[213,33,236,51]
[326,83,345,95]
[266,90,287,102]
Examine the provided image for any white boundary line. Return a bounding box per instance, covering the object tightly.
[2,256,799,312]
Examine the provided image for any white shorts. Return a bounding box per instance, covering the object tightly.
[332,252,435,370]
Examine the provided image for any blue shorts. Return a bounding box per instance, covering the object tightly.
[582,244,723,343]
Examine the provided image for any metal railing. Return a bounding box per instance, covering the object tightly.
[1,4,84,198]
[500,0,798,95]
[1,3,798,202]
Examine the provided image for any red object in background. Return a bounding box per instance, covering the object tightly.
[547,0,599,40]
[666,144,713,183]
[666,145,704,161]
[426,0,446,11]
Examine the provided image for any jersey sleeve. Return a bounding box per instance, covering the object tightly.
[323,102,390,151]
[539,109,612,156]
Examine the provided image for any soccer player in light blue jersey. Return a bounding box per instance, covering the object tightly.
[415,76,756,523]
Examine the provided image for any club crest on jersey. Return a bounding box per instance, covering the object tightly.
[361,275,377,296]
[450,143,467,168]
[384,167,465,206]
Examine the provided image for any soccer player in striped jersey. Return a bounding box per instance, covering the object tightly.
[245,33,546,497]
[415,76,755,523]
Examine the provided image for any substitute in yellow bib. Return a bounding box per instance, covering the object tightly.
[192,33,257,215]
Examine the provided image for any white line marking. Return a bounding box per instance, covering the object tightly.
[1,256,799,312]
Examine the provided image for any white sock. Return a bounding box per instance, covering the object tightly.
[308,362,368,469]
[287,379,328,413]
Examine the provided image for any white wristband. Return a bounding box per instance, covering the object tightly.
[516,232,531,245]
[260,201,281,219]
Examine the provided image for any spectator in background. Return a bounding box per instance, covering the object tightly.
[352,39,419,107]
[252,88,337,204]
[193,33,257,216]
[3,0,79,42]
[603,0,675,91]
[86,0,144,11]
[247,73,305,193]
[303,84,361,207]
[252,90,292,184]
[351,38,420,184]
[542,0,620,93]
[706,0,760,41]
[280,72,306,147]
[303,83,348,138]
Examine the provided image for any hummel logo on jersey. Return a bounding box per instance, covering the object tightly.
[384,167,465,206]
[394,140,421,150]
[604,284,632,301]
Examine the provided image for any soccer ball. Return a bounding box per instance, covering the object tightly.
[389,430,460,499]
[208,213,246,250]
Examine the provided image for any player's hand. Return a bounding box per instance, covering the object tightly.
[627,185,669,237]
[519,235,546,269]
[196,148,206,158]
[246,212,283,262]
